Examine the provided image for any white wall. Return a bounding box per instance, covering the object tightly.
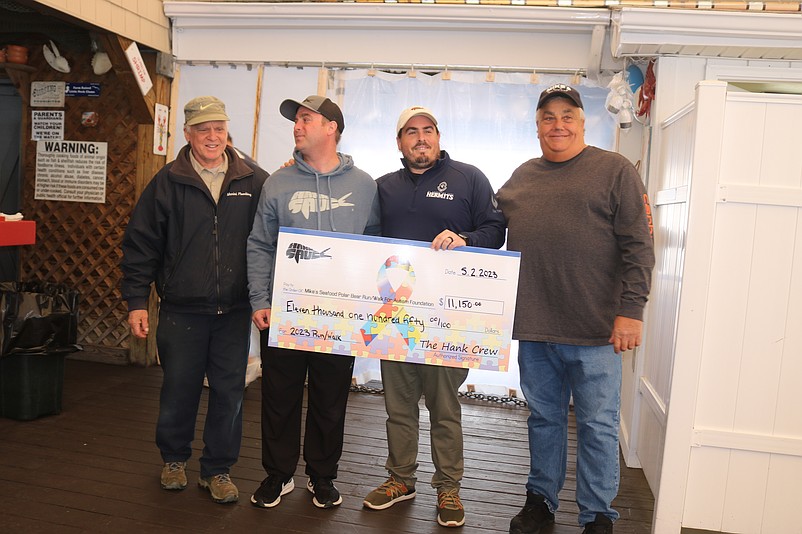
[647,80,802,534]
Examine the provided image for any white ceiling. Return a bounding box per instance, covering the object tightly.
[611,8,802,61]
[163,3,802,73]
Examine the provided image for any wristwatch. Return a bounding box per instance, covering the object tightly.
[457,232,470,246]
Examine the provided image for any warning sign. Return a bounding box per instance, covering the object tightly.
[35,141,108,204]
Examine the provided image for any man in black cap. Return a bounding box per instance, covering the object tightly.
[497,85,654,534]
[247,94,380,510]
[121,95,269,504]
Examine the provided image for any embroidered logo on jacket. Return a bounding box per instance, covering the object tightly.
[288,191,354,219]
[425,181,454,201]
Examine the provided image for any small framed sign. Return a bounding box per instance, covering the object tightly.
[30,81,65,107]
[66,82,101,97]
[31,110,64,141]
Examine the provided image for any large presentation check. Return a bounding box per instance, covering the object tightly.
[268,228,520,371]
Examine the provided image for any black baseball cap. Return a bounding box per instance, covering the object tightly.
[280,95,345,134]
[537,84,584,110]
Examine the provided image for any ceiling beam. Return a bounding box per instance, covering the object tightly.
[164,2,611,32]
[611,7,802,59]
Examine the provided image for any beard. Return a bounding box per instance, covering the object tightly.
[405,145,438,171]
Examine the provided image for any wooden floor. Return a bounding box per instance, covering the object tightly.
[0,358,654,533]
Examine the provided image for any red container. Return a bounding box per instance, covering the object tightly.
[0,221,36,246]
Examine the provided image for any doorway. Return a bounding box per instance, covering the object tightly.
[0,77,23,281]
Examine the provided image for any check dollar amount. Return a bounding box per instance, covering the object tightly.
[268,228,521,371]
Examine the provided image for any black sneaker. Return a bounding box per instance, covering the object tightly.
[582,513,613,534]
[509,492,554,534]
[250,474,294,508]
[307,478,343,508]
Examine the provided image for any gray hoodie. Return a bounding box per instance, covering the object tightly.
[247,150,381,310]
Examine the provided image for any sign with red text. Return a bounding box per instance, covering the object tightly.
[124,42,153,96]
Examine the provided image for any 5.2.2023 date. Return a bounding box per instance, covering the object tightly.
[460,266,498,279]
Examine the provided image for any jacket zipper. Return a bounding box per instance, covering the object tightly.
[213,212,222,314]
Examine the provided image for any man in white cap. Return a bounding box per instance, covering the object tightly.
[122,96,269,504]
[499,84,654,534]
[247,95,380,510]
[362,106,506,527]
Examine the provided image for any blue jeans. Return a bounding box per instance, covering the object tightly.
[518,341,621,525]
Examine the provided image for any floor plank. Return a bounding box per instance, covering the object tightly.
[0,358,654,533]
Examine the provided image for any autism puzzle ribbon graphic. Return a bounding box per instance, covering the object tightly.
[360,255,420,349]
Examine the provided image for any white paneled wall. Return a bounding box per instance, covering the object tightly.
[638,99,695,492]
[649,81,802,534]
[683,91,802,534]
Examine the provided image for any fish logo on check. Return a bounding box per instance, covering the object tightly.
[285,242,332,263]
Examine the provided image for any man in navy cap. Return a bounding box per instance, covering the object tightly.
[498,84,655,534]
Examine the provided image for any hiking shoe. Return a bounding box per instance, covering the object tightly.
[198,473,238,504]
[437,488,465,527]
[582,513,614,534]
[307,478,343,508]
[509,492,554,534]
[251,475,295,508]
[160,462,187,490]
[363,476,416,510]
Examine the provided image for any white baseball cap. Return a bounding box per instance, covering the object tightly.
[396,106,438,136]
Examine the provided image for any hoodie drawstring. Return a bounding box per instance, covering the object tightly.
[314,173,322,231]
[313,173,337,231]
[327,174,336,232]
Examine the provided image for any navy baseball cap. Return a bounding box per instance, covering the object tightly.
[537,84,584,110]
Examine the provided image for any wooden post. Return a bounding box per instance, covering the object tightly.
[126,44,171,366]
[251,63,264,161]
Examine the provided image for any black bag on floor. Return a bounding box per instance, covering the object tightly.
[0,281,81,357]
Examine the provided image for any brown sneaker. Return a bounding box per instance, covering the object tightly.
[199,473,239,504]
[363,475,416,510]
[437,488,465,527]
[160,462,187,490]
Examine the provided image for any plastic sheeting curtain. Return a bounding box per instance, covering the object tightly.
[330,69,616,194]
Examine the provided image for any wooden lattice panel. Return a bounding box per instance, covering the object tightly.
[19,37,140,360]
